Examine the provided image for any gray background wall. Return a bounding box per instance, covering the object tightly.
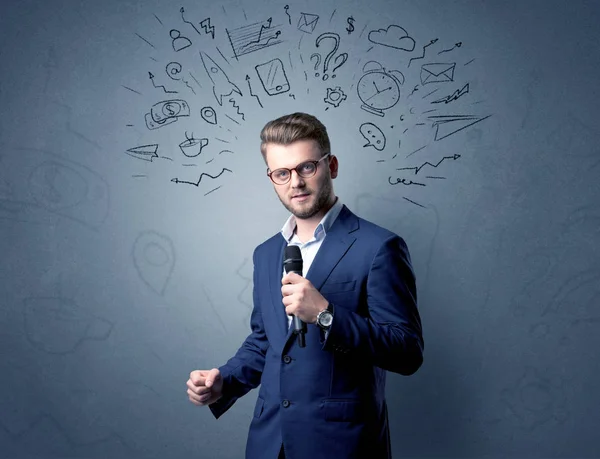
[1,0,599,458]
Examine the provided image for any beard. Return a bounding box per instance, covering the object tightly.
[278,178,333,220]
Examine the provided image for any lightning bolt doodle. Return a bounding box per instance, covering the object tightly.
[229,98,245,120]
[170,168,232,186]
[200,18,215,39]
[396,154,461,175]
[431,83,469,104]
[408,38,438,67]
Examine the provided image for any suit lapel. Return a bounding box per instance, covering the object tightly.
[268,237,289,342]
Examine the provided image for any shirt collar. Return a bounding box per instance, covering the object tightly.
[281,197,343,243]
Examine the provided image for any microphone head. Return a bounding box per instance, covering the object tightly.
[283,245,303,274]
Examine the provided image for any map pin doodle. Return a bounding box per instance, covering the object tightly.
[132,231,175,296]
[201,106,217,125]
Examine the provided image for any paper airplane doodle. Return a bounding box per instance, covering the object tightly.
[126,144,159,161]
[200,52,242,106]
[428,114,491,141]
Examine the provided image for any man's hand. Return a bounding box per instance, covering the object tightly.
[187,368,223,406]
[281,272,328,324]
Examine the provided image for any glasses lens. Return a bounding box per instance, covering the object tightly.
[297,162,316,177]
[272,169,290,184]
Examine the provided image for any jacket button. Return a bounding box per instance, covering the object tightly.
[283,355,292,364]
[282,399,290,408]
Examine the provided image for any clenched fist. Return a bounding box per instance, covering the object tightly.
[187,368,223,406]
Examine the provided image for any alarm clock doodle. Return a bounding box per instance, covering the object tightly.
[357,61,405,117]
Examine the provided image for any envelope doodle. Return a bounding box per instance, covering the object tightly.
[297,13,319,34]
[420,63,456,85]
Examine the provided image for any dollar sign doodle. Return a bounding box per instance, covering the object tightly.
[346,16,355,34]
[165,103,176,116]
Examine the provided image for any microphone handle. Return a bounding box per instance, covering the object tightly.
[289,269,307,348]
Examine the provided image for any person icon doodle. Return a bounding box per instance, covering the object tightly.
[170,29,192,52]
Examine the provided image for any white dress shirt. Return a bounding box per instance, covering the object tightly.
[280,197,344,329]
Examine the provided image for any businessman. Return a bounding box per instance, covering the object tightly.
[187,112,424,458]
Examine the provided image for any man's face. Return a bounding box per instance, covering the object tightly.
[265,139,338,220]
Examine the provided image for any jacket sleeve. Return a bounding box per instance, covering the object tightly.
[322,235,424,375]
[209,249,268,419]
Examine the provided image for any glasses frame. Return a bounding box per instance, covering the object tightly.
[266,153,331,185]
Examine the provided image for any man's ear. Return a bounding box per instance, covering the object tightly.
[329,155,339,179]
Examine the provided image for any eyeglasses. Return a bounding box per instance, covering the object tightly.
[267,153,331,185]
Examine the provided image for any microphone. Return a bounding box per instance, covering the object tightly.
[283,245,307,348]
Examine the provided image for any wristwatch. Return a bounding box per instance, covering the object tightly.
[316,303,334,330]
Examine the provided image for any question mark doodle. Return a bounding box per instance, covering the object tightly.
[310,53,321,77]
[315,33,339,80]
[331,53,348,77]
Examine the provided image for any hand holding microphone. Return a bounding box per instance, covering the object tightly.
[282,245,329,348]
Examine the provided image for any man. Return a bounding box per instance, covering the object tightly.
[187,112,424,458]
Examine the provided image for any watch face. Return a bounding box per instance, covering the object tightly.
[319,311,333,327]
[357,72,400,110]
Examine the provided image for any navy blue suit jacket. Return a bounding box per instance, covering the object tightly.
[210,205,423,458]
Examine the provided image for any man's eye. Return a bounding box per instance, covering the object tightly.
[300,163,314,172]
[275,170,289,178]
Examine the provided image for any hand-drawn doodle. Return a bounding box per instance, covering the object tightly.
[297,12,319,34]
[420,63,456,85]
[284,5,291,25]
[144,99,190,130]
[229,98,245,121]
[126,144,159,162]
[23,296,113,355]
[387,177,426,186]
[165,62,196,94]
[200,106,218,124]
[357,61,404,117]
[438,42,462,54]
[135,32,155,49]
[346,16,355,34]
[200,51,242,106]
[428,114,491,141]
[245,75,264,108]
[368,25,415,51]
[255,58,290,95]
[180,7,202,35]
[408,38,438,67]
[226,17,283,59]
[132,230,175,296]
[359,122,386,151]
[324,87,347,108]
[179,133,209,157]
[501,366,569,431]
[200,18,215,39]
[431,83,469,104]
[396,154,461,174]
[171,168,232,186]
[148,72,177,94]
[310,53,321,77]
[170,29,192,52]
[315,32,348,80]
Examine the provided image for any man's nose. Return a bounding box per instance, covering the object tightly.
[289,169,305,187]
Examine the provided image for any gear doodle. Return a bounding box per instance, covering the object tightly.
[324,86,347,108]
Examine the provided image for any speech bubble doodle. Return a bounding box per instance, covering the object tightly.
[359,122,386,151]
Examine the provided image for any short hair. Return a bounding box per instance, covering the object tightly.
[259,112,331,163]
